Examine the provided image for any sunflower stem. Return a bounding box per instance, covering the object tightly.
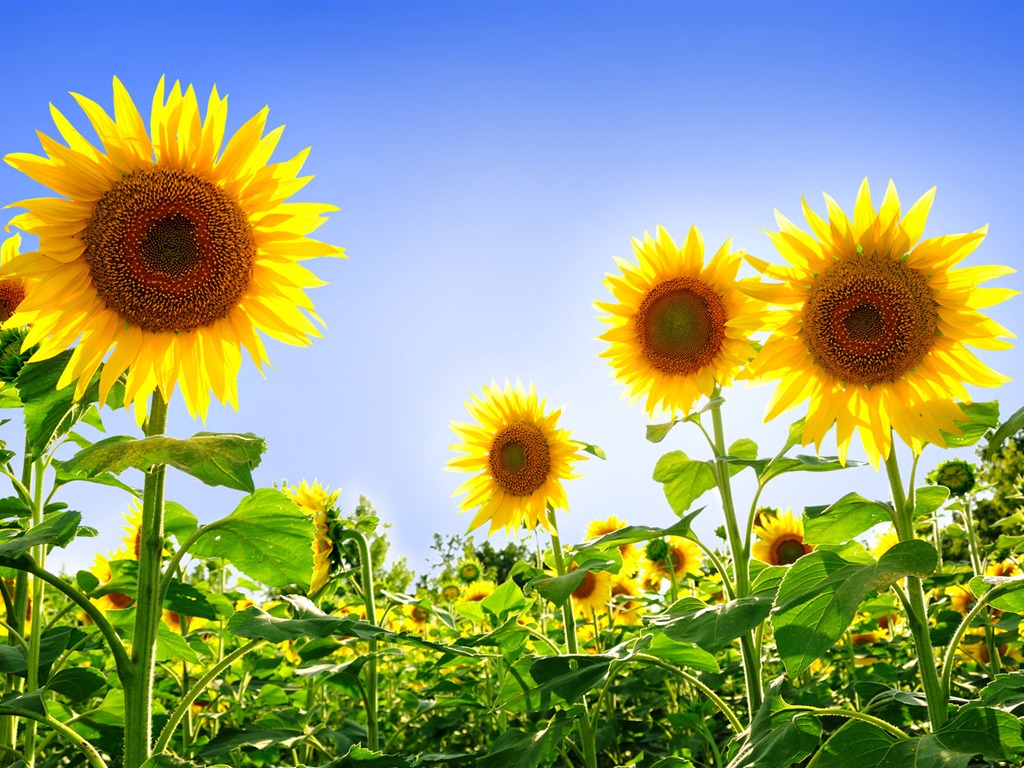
[336,529,379,751]
[123,392,169,768]
[709,395,762,715]
[548,511,599,768]
[884,446,948,730]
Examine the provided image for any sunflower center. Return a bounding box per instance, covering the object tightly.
[635,277,726,374]
[84,167,256,334]
[0,281,25,324]
[488,422,551,497]
[773,537,808,566]
[802,250,938,386]
[573,571,597,600]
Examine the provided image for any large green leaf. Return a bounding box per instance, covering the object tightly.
[198,727,306,759]
[526,559,614,605]
[649,596,772,653]
[773,541,937,675]
[476,718,571,768]
[734,677,822,768]
[528,655,610,704]
[481,580,531,623]
[653,451,717,515]
[0,511,81,558]
[16,351,125,460]
[57,432,267,493]
[189,489,313,589]
[941,401,999,448]
[984,403,1024,460]
[47,667,108,702]
[803,493,892,546]
[643,634,719,672]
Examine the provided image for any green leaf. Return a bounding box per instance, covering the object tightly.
[165,580,219,620]
[526,559,613,605]
[942,401,999,448]
[570,439,606,460]
[476,718,572,768]
[580,512,703,551]
[649,596,772,653]
[57,432,267,493]
[189,489,313,589]
[47,667,107,701]
[0,627,73,676]
[165,501,199,547]
[0,690,46,717]
[803,493,892,547]
[481,580,530,622]
[984,403,1024,460]
[751,565,788,597]
[142,757,231,768]
[914,486,950,517]
[326,745,415,767]
[646,419,679,444]
[736,677,822,768]
[653,451,717,514]
[528,655,611,704]
[642,633,719,672]
[198,727,306,759]
[16,351,125,460]
[979,672,1024,708]
[0,511,82,558]
[773,541,937,675]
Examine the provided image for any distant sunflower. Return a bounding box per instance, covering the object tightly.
[0,235,26,327]
[927,459,978,498]
[643,536,704,586]
[288,480,340,594]
[403,603,430,634]
[745,180,1015,467]
[609,574,644,626]
[459,579,496,604]
[753,510,813,566]
[986,560,1022,579]
[596,225,765,416]
[585,515,641,576]
[571,567,612,617]
[871,527,900,560]
[456,558,483,584]
[2,77,343,422]
[449,380,585,535]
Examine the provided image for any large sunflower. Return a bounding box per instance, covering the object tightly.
[745,180,1015,466]
[596,225,765,416]
[449,380,585,535]
[2,77,343,421]
[752,509,813,566]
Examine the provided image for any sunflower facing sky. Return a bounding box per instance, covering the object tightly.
[745,179,1015,467]
[449,380,585,535]
[2,77,344,422]
[596,225,765,417]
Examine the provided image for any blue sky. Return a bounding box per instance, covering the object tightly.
[1,1,1022,579]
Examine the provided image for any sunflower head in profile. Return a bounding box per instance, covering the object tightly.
[585,515,641,576]
[927,459,978,499]
[449,380,585,535]
[287,480,342,594]
[752,509,813,566]
[2,77,344,423]
[745,179,1016,467]
[596,225,765,417]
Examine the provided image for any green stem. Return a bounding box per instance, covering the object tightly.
[0,710,107,768]
[709,394,762,714]
[789,706,910,739]
[153,639,264,754]
[884,447,947,730]
[123,391,169,768]
[940,585,1005,700]
[549,510,598,768]
[22,459,46,768]
[634,654,743,733]
[337,529,379,751]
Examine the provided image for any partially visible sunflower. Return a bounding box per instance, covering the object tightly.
[585,515,641,576]
[2,77,343,422]
[753,509,813,566]
[456,558,483,584]
[871,527,900,560]
[288,480,341,594]
[403,603,430,634]
[927,459,978,498]
[745,180,1015,467]
[570,566,612,617]
[439,582,462,603]
[459,580,496,604]
[643,536,704,586]
[596,225,765,417]
[0,235,27,327]
[947,584,976,615]
[608,574,645,626]
[986,560,1022,579]
[449,380,585,535]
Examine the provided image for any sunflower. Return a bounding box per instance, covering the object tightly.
[745,179,1015,467]
[571,566,612,617]
[596,225,765,417]
[986,560,1022,579]
[927,459,978,498]
[287,480,340,594]
[449,380,585,535]
[608,573,645,626]
[403,603,431,634]
[752,509,813,566]
[585,515,641,576]
[459,579,496,604]
[871,527,900,560]
[439,582,462,603]
[947,584,976,615]
[2,77,343,422]
[456,558,483,584]
[0,235,27,327]
[643,536,704,586]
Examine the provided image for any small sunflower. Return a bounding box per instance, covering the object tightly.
[570,566,612,617]
[927,459,978,498]
[403,603,430,634]
[986,560,1022,579]
[0,235,27,327]
[459,579,496,604]
[752,509,813,566]
[585,515,641,576]
[609,573,645,626]
[643,536,704,585]
[456,557,483,584]
[449,380,585,535]
[439,582,462,602]
[745,180,1015,467]
[596,225,765,417]
[3,77,343,422]
[288,480,341,594]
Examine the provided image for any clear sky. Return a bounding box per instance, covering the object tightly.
[1,1,1021,579]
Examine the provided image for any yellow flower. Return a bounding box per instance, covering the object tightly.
[947,584,976,615]
[287,480,339,594]
[871,527,900,560]
[596,225,765,417]
[643,536,704,586]
[585,515,641,576]
[745,179,1015,467]
[456,558,483,584]
[2,77,343,422]
[752,509,813,566]
[459,579,496,604]
[403,603,430,634]
[571,566,612,617]
[986,560,1022,579]
[608,573,645,626]
[0,235,27,327]
[449,380,585,535]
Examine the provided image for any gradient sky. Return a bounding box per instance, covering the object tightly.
[1,1,1021,580]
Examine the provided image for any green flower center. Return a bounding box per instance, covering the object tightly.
[775,537,808,565]
[635,277,726,374]
[488,422,551,497]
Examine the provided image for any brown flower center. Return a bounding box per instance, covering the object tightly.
[773,536,810,566]
[0,281,25,324]
[573,571,597,600]
[802,250,938,386]
[488,422,551,496]
[635,277,726,374]
[84,167,256,333]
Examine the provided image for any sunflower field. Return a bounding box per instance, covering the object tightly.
[0,74,1022,768]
